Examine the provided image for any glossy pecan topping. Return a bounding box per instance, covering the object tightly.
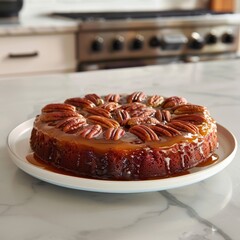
[127,92,147,103]
[39,92,210,141]
[129,125,159,141]
[87,116,120,128]
[40,111,80,122]
[127,116,160,126]
[84,107,111,118]
[172,114,206,125]
[104,127,125,140]
[150,125,173,137]
[78,124,102,139]
[85,94,104,106]
[155,109,171,122]
[147,95,164,107]
[144,117,160,125]
[104,94,120,103]
[56,116,86,133]
[168,120,199,134]
[130,107,156,118]
[173,104,206,115]
[65,97,95,108]
[162,96,187,109]
[122,102,145,112]
[150,123,182,137]
[126,117,146,126]
[42,103,76,113]
[114,109,130,125]
[101,102,120,112]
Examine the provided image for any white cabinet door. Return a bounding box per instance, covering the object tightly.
[0,33,77,76]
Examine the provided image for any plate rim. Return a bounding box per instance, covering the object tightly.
[7,118,238,193]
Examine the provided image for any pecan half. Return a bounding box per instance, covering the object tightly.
[101,102,120,112]
[172,114,206,125]
[147,95,164,107]
[122,102,146,112]
[130,107,156,118]
[64,97,95,108]
[127,116,159,126]
[104,127,125,140]
[155,109,171,122]
[153,123,182,136]
[104,94,120,103]
[126,117,145,126]
[168,120,199,134]
[114,109,130,125]
[78,124,102,139]
[162,96,187,109]
[42,103,76,113]
[87,115,120,128]
[173,104,206,115]
[40,111,80,122]
[144,117,160,125]
[150,125,173,137]
[56,116,86,133]
[85,94,104,106]
[129,125,159,142]
[127,92,147,103]
[84,107,111,118]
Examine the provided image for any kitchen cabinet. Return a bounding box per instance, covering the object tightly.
[0,33,77,77]
[210,0,235,12]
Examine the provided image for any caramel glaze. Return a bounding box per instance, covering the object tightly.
[26,153,79,177]
[26,152,219,180]
[196,153,219,167]
[34,117,216,153]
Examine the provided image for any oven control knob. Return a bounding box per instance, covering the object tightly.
[91,36,104,52]
[149,36,161,48]
[205,33,218,45]
[112,36,125,51]
[221,32,235,44]
[188,32,205,50]
[132,34,144,50]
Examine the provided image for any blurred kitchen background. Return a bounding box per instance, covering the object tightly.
[1,0,240,76]
[19,0,240,15]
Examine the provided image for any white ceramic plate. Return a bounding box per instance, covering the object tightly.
[7,118,237,193]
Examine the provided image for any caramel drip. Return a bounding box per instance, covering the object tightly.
[196,153,219,167]
[26,153,77,176]
[26,153,219,181]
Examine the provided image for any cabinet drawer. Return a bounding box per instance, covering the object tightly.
[0,33,77,76]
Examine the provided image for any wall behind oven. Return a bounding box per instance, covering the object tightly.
[21,0,240,17]
[20,0,211,16]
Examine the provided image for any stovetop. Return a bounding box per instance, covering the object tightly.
[52,10,230,21]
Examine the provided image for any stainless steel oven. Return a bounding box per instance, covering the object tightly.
[53,4,240,71]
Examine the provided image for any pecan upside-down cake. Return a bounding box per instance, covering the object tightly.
[30,92,218,180]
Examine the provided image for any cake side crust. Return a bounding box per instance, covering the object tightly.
[30,123,217,180]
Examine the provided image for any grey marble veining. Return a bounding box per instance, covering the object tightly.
[0,59,240,240]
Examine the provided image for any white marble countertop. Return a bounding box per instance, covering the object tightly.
[0,14,78,36]
[0,59,240,239]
